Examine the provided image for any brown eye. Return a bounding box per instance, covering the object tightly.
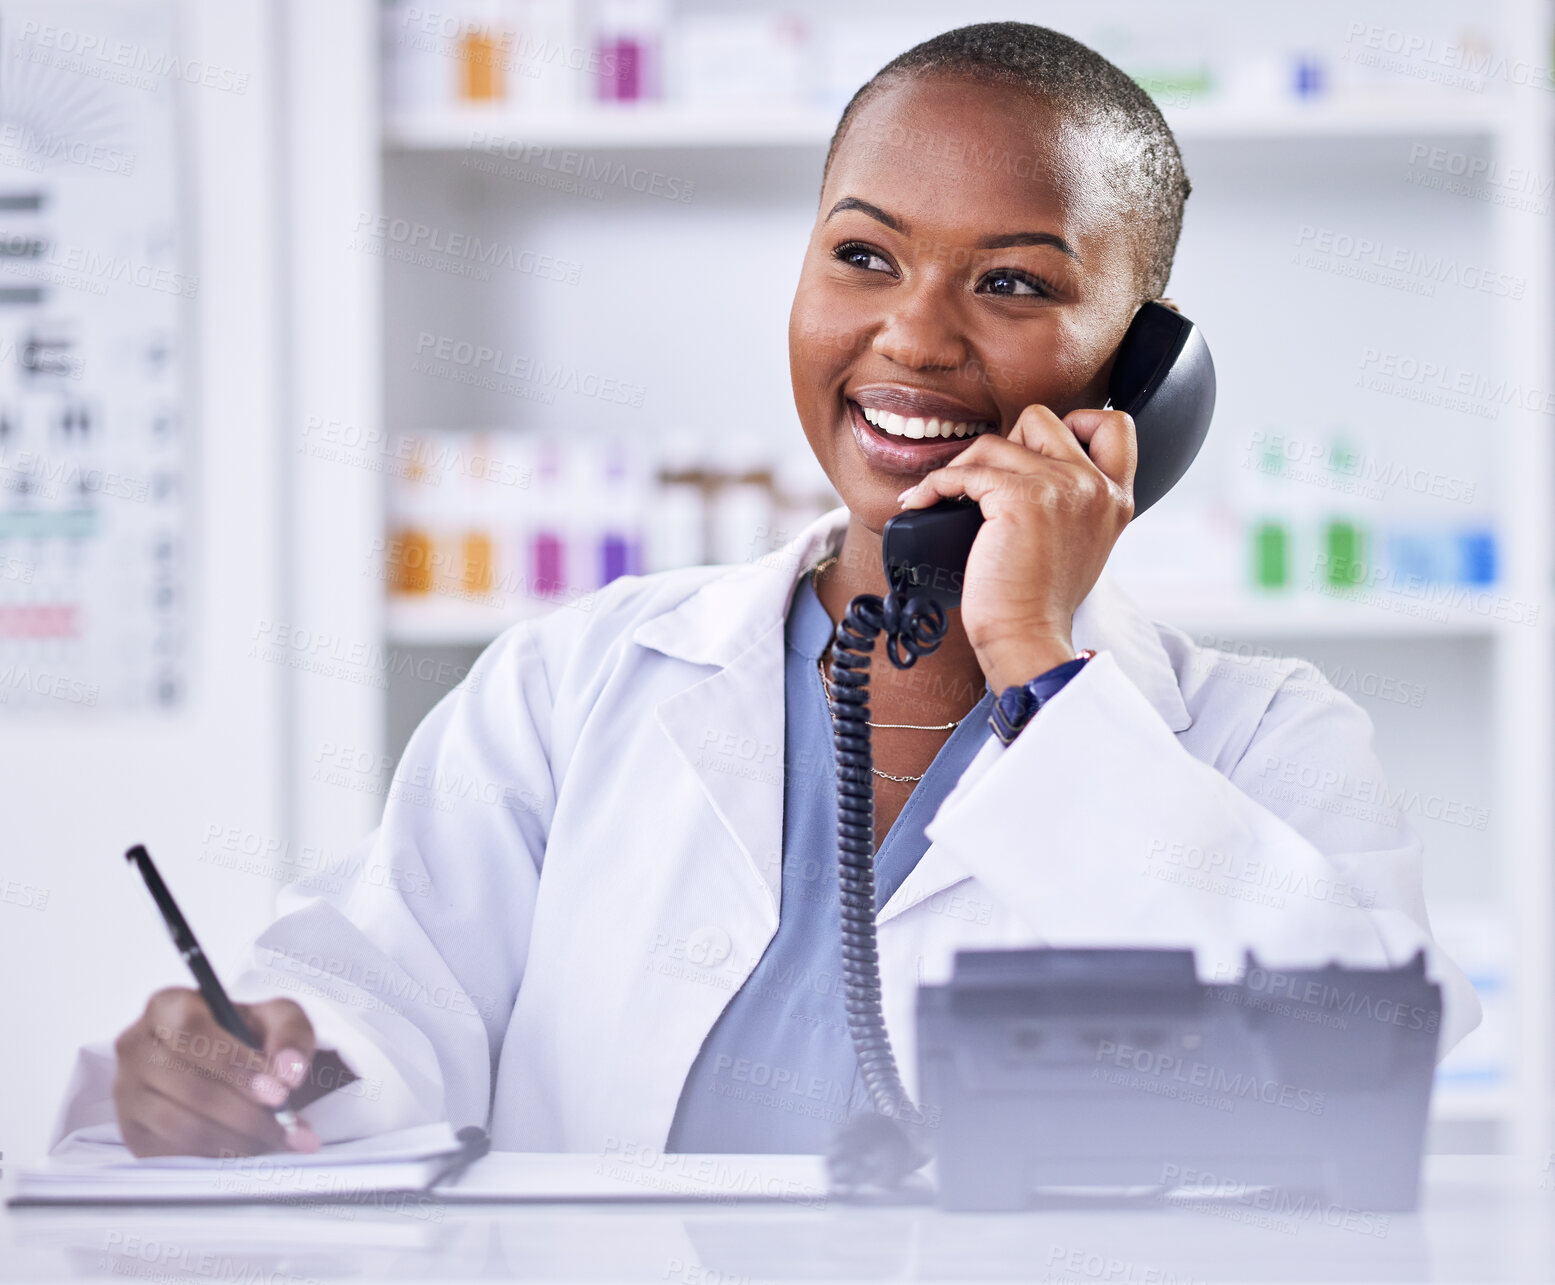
[979,269,1049,297]
[834,242,895,275]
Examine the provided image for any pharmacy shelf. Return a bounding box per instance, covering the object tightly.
[385,103,839,149]
[384,95,1525,152]
[387,585,1517,648]
[1431,1086,1514,1123]
[1162,96,1529,140]
[1132,592,1517,640]
[386,595,551,647]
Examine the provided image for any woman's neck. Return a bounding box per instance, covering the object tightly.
[812,513,989,719]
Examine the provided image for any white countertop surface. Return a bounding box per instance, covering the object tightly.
[3,1154,1552,1284]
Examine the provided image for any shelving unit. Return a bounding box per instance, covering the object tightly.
[1135,599,1518,641]
[385,95,1530,152]
[386,102,841,148]
[386,594,550,646]
[383,583,1520,648]
[352,2,1554,1164]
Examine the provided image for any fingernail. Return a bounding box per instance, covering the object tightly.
[275,1049,309,1089]
[250,1073,287,1107]
[897,486,915,502]
[284,1121,320,1153]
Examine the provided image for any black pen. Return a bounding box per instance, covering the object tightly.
[125,843,301,1132]
[421,1125,491,1194]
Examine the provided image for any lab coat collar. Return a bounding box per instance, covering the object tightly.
[632,505,1192,734]
[631,511,845,667]
[630,511,848,916]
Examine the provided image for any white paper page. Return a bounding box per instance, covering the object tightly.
[35,1122,460,1172]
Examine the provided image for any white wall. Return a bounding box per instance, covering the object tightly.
[282,0,385,858]
[0,0,353,1165]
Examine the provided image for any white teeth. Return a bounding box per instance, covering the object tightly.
[860,404,991,440]
[858,401,988,441]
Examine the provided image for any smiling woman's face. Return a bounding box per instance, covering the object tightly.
[790,73,1144,534]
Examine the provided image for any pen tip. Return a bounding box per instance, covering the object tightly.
[125,844,147,862]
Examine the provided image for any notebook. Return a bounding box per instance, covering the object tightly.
[7,1123,465,1207]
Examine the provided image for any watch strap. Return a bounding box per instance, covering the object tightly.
[988,650,1095,746]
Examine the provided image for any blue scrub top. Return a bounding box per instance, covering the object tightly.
[666,566,995,1153]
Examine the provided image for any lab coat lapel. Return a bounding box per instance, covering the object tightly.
[880,568,1193,923]
[633,509,850,918]
[649,625,789,917]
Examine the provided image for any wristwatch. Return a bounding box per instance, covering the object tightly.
[988,650,1096,746]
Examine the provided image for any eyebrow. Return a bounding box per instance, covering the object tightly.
[977,231,1080,261]
[825,197,906,234]
[824,196,1081,262]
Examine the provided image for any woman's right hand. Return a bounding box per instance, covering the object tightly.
[112,988,321,1157]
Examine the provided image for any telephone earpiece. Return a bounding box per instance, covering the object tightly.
[1106,300,1217,516]
[880,301,1217,607]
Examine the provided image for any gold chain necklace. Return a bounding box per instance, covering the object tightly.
[811,554,970,784]
[815,654,961,730]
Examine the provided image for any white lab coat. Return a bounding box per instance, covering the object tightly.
[52,505,1480,1154]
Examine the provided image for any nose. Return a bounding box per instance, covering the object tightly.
[870,275,968,372]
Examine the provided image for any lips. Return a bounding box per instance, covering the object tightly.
[850,385,995,425]
[842,383,1001,478]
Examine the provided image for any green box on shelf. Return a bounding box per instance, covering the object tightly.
[1252,521,1288,590]
[1324,520,1367,589]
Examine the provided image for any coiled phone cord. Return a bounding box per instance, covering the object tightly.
[824,582,949,1190]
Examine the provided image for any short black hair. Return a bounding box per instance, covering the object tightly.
[822,22,1191,301]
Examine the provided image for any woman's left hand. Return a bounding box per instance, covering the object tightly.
[896,405,1137,692]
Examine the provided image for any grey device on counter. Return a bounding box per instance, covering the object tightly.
[915,948,1441,1212]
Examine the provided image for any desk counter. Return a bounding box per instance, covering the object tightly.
[4,1155,1552,1284]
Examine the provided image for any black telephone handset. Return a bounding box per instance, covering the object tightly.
[824,303,1216,1192]
[880,300,1217,608]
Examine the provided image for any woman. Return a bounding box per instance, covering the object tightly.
[60,22,1478,1159]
